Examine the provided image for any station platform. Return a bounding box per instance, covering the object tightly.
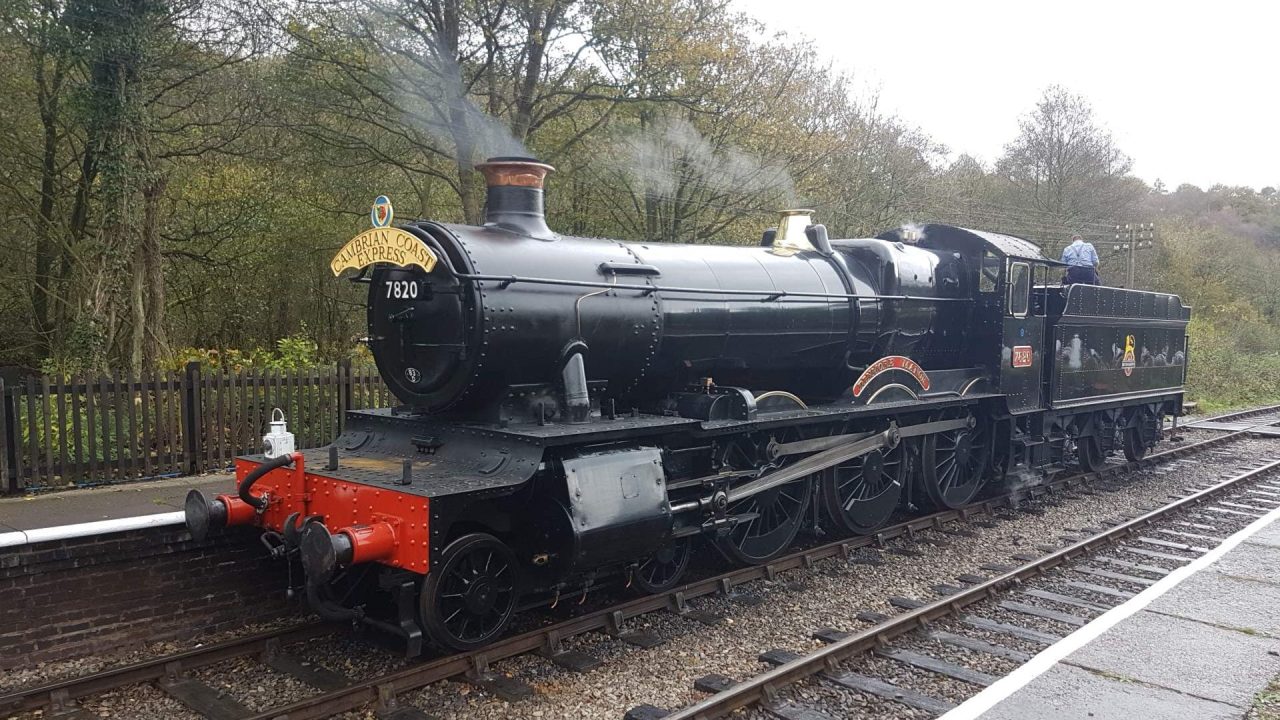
[947,499,1280,720]
[0,472,232,534]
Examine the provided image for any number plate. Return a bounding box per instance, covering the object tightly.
[1011,345,1033,368]
[384,280,419,300]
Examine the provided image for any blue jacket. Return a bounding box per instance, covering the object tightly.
[1061,240,1099,268]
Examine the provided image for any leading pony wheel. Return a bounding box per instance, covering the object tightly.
[420,533,518,652]
[920,419,989,509]
[631,537,692,594]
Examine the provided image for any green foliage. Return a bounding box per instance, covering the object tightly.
[1249,671,1280,719]
[1183,320,1280,413]
[168,330,365,372]
[0,1,1275,420]
[1149,198,1280,411]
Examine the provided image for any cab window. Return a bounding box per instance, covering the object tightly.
[1033,264,1050,316]
[1008,261,1030,317]
[979,250,1001,293]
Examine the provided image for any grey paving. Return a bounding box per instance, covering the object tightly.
[1065,611,1280,707]
[981,663,1239,720]
[979,514,1280,719]
[1146,569,1280,638]
[1212,541,1280,584]
[0,473,233,531]
[1247,520,1280,549]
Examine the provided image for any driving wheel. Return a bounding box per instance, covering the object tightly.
[920,420,989,509]
[821,440,904,535]
[716,428,816,565]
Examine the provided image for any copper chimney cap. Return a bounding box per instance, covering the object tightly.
[475,156,555,190]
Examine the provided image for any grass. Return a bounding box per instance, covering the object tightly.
[1249,674,1280,719]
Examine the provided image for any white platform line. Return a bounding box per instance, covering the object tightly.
[0,511,186,549]
[938,489,1280,720]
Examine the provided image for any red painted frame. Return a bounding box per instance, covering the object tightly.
[230,457,431,574]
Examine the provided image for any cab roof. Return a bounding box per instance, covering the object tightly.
[877,223,1065,266]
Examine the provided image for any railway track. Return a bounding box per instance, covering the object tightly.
[641,452,1280,719]
[3,405,1277,719]
[1177,403,1280,430]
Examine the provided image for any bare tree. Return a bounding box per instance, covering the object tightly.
[996,85,1140,228]
[278,0,725,223]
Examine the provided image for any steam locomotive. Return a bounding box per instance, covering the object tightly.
[184,158,1190,652]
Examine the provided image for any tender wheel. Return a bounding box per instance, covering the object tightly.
[631,537,692,594]
[1122,424,1148,462]
[821,443,904,535]
[1077,432,1105,472]
[920,420,989,509]
[420,533,518,652]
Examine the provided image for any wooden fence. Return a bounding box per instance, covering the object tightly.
[0,361,394,493]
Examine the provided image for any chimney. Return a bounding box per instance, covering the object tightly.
[475,156,555,239]
[771,209,817,253]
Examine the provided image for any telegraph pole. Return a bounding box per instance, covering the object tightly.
[1114,222,1155,288]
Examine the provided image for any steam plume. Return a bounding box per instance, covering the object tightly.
[613,117,796,206]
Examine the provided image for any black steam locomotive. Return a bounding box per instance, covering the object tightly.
[184,158,1190,652]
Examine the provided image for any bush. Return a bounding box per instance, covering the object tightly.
[171,329,358,372]
[1185,319,1280,413]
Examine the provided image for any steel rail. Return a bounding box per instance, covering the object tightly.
[660,458,1280,720]
[235,431,1248,720]
[1184,403,1280,426]
[0,622,332,715]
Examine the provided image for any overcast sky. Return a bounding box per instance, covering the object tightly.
[735,0,1278,191]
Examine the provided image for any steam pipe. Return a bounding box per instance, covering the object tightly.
[305,579,419,643]
[238,453,296,510]
[306,580,362,622]
[561,352,591,424]
[447,269,970,303]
